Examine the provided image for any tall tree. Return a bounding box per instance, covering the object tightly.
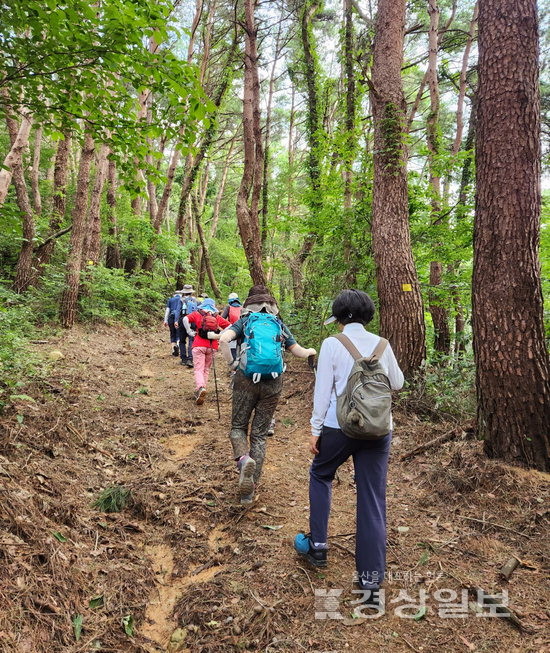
[60,133,95,328]
[342,0,357,285]
[426,0,451,356]
[104,159,122,269]
[235,0,267,285]
[35,134,72,269]
[473,0,549,471]
[291,0,323,303]
[369,0,426,377]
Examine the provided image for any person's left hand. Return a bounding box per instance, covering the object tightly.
[309,435,320,455]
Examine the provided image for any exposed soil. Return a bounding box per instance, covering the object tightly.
[0,325,548,652]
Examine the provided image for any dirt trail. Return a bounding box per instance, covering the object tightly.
[0,325,548,652]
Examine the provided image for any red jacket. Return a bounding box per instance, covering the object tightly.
[186,311,230,350]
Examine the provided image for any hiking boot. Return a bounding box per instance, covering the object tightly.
[186,359,194,368]
[195,387,207,405]
[240,490,255,505]
[352,584,384,613]
[172,344,179,357]
[267,418,275,437]
[293,533,327,568]
[238,455,256,498]
[179,360,187,365]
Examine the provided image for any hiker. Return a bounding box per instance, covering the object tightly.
[293,289,404,608]
[174,284,198,367]
[221,292,242,361]
[218,285,316,505]
[163,289,183,357]
[183,298,230,405]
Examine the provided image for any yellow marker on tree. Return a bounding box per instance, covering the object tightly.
[402,284,412,291]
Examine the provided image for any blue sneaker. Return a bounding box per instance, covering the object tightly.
[293,533,327,568]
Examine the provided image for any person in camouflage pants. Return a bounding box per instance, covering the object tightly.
[229,372,283,487]
[218,285,316,505]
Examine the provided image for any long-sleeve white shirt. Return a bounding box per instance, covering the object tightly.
[310,322,404,436]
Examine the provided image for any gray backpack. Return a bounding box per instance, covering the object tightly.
[332,334,392,439]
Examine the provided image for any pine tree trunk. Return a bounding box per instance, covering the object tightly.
[31,125,43,215]
[105,159,122,269]
[4,109,36,293]
[35,134,71,269]
[210,135,235,239]
[11,163,36,293]
[260,10,284,250]
[85,143,110,265]
[473,0,550,471]
[235,0,267,286]
[193,194,221,299]
[342,0,356,285]
[426,0,451,356]
[60,133,95,328]
[290,0,323,301]
[370,0,426,378]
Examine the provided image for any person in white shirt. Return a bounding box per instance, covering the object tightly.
[294,289,404,608]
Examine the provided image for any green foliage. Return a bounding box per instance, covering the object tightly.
[2,0,209,189]
[93,485,132,513]
[79,266,166,326]
[0,287,45,407]
[399,356,477,421]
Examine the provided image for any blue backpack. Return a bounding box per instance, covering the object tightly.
[182,297,197,315]
[239,312,285,383]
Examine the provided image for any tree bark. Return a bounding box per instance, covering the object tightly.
[342,0,356,285]
[370,0,426,378]
[85,143,110,265]
[235,0,267,286]
[0,106,32,205]
[60,133,95,328]
[427,0,451,356]
[105,159,122,268]
[291,0,323,301]
[35,134,71,268]
[193,194,221,299]
[4,109,36,293]
[31,125,43,215]
[11,161,36,293]
[210,135,236,239]
[175,37,238,245]
[260,9,284,250]
[473,0,550,471]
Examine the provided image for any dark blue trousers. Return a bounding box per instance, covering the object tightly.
[167,315,178,344]
[309,426,391,588]
[178,326,194,362]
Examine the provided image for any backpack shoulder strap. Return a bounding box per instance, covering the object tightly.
[331,333,363,361]
[370,337,388,361]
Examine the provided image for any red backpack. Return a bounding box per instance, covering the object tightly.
[228,305,242,324]
[197,311,219,339]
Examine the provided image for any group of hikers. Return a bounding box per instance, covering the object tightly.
[162,285,404,609]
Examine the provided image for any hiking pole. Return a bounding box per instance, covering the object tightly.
[211,344,221,419]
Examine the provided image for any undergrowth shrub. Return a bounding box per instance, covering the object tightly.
[398,355,476,421]
[0,287,44,409]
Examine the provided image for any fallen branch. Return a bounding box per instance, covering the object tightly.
[400,429,463,461]
[297,565,315,594]
[468,586,535,633]
[460,515,529,539]
[331,540,354,557]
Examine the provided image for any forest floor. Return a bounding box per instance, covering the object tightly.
[0,325,548,653]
